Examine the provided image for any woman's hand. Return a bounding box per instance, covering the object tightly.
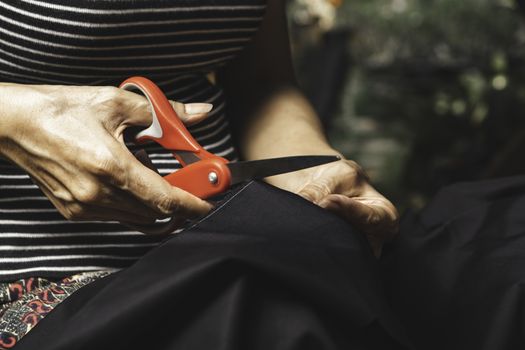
[219,0,398,255]
[0,83,214,232]
[266,156,399,257]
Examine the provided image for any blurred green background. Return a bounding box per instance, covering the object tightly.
[287,0,525,210]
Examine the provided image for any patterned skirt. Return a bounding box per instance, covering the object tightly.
[0,272,110,349]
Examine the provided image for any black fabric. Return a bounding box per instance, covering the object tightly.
[381,175,525,350]
[17,181,410,350]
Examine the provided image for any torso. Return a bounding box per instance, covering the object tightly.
[0,0,266,281]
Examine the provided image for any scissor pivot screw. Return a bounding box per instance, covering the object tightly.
[208,172,219,185]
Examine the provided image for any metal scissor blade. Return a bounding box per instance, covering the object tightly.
[227,155,341,185]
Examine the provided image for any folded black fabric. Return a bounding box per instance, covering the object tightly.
[382,175,525,350]
[18,181,410,350]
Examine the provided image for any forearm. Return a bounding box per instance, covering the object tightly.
[218,0,398,254]
[218,0,338,160]
[0,83,65,164]
[0,83,21,138]
[222,82,344,191]
[0,83,38,158]
[240,86,338,159]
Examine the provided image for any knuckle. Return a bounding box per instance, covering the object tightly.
[72,183,102,204]
[93,86,126,114]
[93,86,121,105]
[308,182,331,196]
[345,160,369,181]
[299,183,330,204]
[89,152,124,181]
[344,160,360,176]
[170,101,185,116]
[63,204,87,221]
[110,170,127,189]
[50,189,74,203]
[367,212,382,227]
[155,194,179,216]
[99,86,122,100]
[89,159,112,177]
[169,100,180,110]
[298,188,316,202]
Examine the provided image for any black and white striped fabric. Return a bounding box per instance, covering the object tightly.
[0,0,266,281]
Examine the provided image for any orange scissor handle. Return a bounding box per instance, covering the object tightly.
[164,158,231,199]
[120,76,232,199]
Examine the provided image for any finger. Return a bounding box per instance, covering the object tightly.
[38,182,159,225]
[297,179,336,205]
[170,101,213,126]
[34,160,169,222]
[319,194,397,257]
[115,93,213,144]
[80,180,169,220]
[319,194,398,235]
[117,89,154,127]
[119,146,214,219]
[36,182,73,218]
[118,88,213,126]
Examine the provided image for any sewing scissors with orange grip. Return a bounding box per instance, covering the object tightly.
[120,76,340,199]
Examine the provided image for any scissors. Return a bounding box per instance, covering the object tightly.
[120,76,340,199]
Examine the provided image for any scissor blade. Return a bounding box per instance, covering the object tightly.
[227,155,341,185]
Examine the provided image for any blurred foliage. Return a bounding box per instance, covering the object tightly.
[289,0,525,209]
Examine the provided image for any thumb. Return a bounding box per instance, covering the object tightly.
[121,143,214,219]
[169,101,213,126]
[320,194,398,233]
[320,194,399,241]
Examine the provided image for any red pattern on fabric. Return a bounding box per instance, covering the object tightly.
[0,333,16,349]
[0,271,111,349]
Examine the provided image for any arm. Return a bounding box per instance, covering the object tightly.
[220,0,332,159]
[219,0,399,256]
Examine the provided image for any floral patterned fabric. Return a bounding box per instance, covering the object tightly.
[0,272,111,349]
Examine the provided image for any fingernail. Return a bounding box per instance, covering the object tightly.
[185,103,213,115]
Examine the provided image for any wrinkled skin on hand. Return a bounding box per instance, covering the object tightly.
[0,84,214,233]
[267,157,399,257]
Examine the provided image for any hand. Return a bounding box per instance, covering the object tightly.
[266,156,399,257]
[0,84,214,233]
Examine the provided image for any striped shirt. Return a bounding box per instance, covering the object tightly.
[0,0,267,281]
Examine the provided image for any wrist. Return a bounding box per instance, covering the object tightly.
[0,85,18,159]
[0,84,50,159]
[264,149,346,193]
